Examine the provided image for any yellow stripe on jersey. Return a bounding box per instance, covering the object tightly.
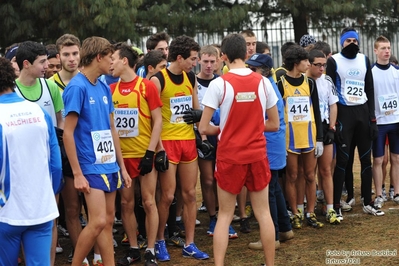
[160,69,195,140]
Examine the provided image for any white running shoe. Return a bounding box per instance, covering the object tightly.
[374,196,384,209]
[389,188,395,200]
[382,188,387,201]
[335,208,343,221]
[363,205,385,216]
[393,194,399,204]
[340,200,352,212]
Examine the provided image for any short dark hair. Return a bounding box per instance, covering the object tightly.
[16,41,47,71]
[256,41,271,54]
[143,50,167,73]
[168,35,200,61]
[113,42,139,69]
[146,32,170,50]
[313,41,331,57]
[46,44,58,60]
[221,33,247,63]
[0,57,17,93]
[281,41,296,60]
[283,45,309,71]
[308,49,325,63]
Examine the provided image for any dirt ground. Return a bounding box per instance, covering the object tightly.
[27,159,399,265]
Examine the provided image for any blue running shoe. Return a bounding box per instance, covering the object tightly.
[228,225,238,239]
[155,240,170,262]
[182,243,209,260]
[207,218,217,236]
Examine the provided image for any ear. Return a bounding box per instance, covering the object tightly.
[96,54,102,62]
[56,54,61,60]
[23,59,30,69]
[148,65,154,72]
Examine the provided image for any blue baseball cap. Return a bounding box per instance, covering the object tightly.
[5,45,19,60]
[246,53,273,68]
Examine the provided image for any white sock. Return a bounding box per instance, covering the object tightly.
[327,204,333,211]
[83,258,89,264]
[297,204,304,214]
[146,248,155,255]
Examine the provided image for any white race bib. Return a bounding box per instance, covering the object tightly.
[114,108,139,138]
[344,79,366,104]
[287,96,311,122]
[378,93,398,116]
[170,95,192,123]
[91,130,116,164]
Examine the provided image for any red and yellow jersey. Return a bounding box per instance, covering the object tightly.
[281,75,316,150]
[110,76,162,158]
[159,68,195,140]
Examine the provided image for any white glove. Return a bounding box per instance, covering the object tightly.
[315,141,324,158]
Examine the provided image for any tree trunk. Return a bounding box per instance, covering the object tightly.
[292,11,308,44]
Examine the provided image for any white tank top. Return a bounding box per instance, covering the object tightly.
[372,64,399,125]
[332,53,368,106]
[15,78,57,125]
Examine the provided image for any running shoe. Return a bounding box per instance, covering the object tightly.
[374,196,384,209]
[182,243,209,260]
[326,209,340,225]
[197,201,207,213]
[228,225,238,239]
[245,204,253,218]
[207,218,217,236]
[144,250,158,266]
[363,204,385,216]
[335,208,343,221]
[79,214,87,227]
[316,190,325,203]
[138,235,148,249]
[121,233,129,246]
[382,187,387,201]
[279,230,294,242]
[155,240,170,262]
[389,187,395,200]
[290,213,302,229]
[167,235,185,247]
[57,225,69,237]
[306,212,324,228]
[340,200,352,212]
[393,194,399,204]
[93,259,104,266]
[117,248,141,265]
[347,198,355,207]
[114,217,123,225]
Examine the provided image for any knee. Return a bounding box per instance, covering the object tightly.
[120,198,134,211]
[160,193,174,207]
[182,188,196,203]
[65,203,81,220]
[142,197,157,213]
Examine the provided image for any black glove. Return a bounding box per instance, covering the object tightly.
[334,123,346,148]
[138,150,155,176]
[323,128,335,145]
[154,150,169,172]
[370,120,378,141]
[182,109,203,124]
[197,140,215,159]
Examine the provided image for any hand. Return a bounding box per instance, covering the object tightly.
[334,123,346,148]
[182,109,203,124]
[121,169,131,188]
[138,150,155,176]
[315,141,324,158]
[154,150,169,172]
[323,128,335,145]
[74,174,90,194]
[198,140,215,159]
[370,120,378,141]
